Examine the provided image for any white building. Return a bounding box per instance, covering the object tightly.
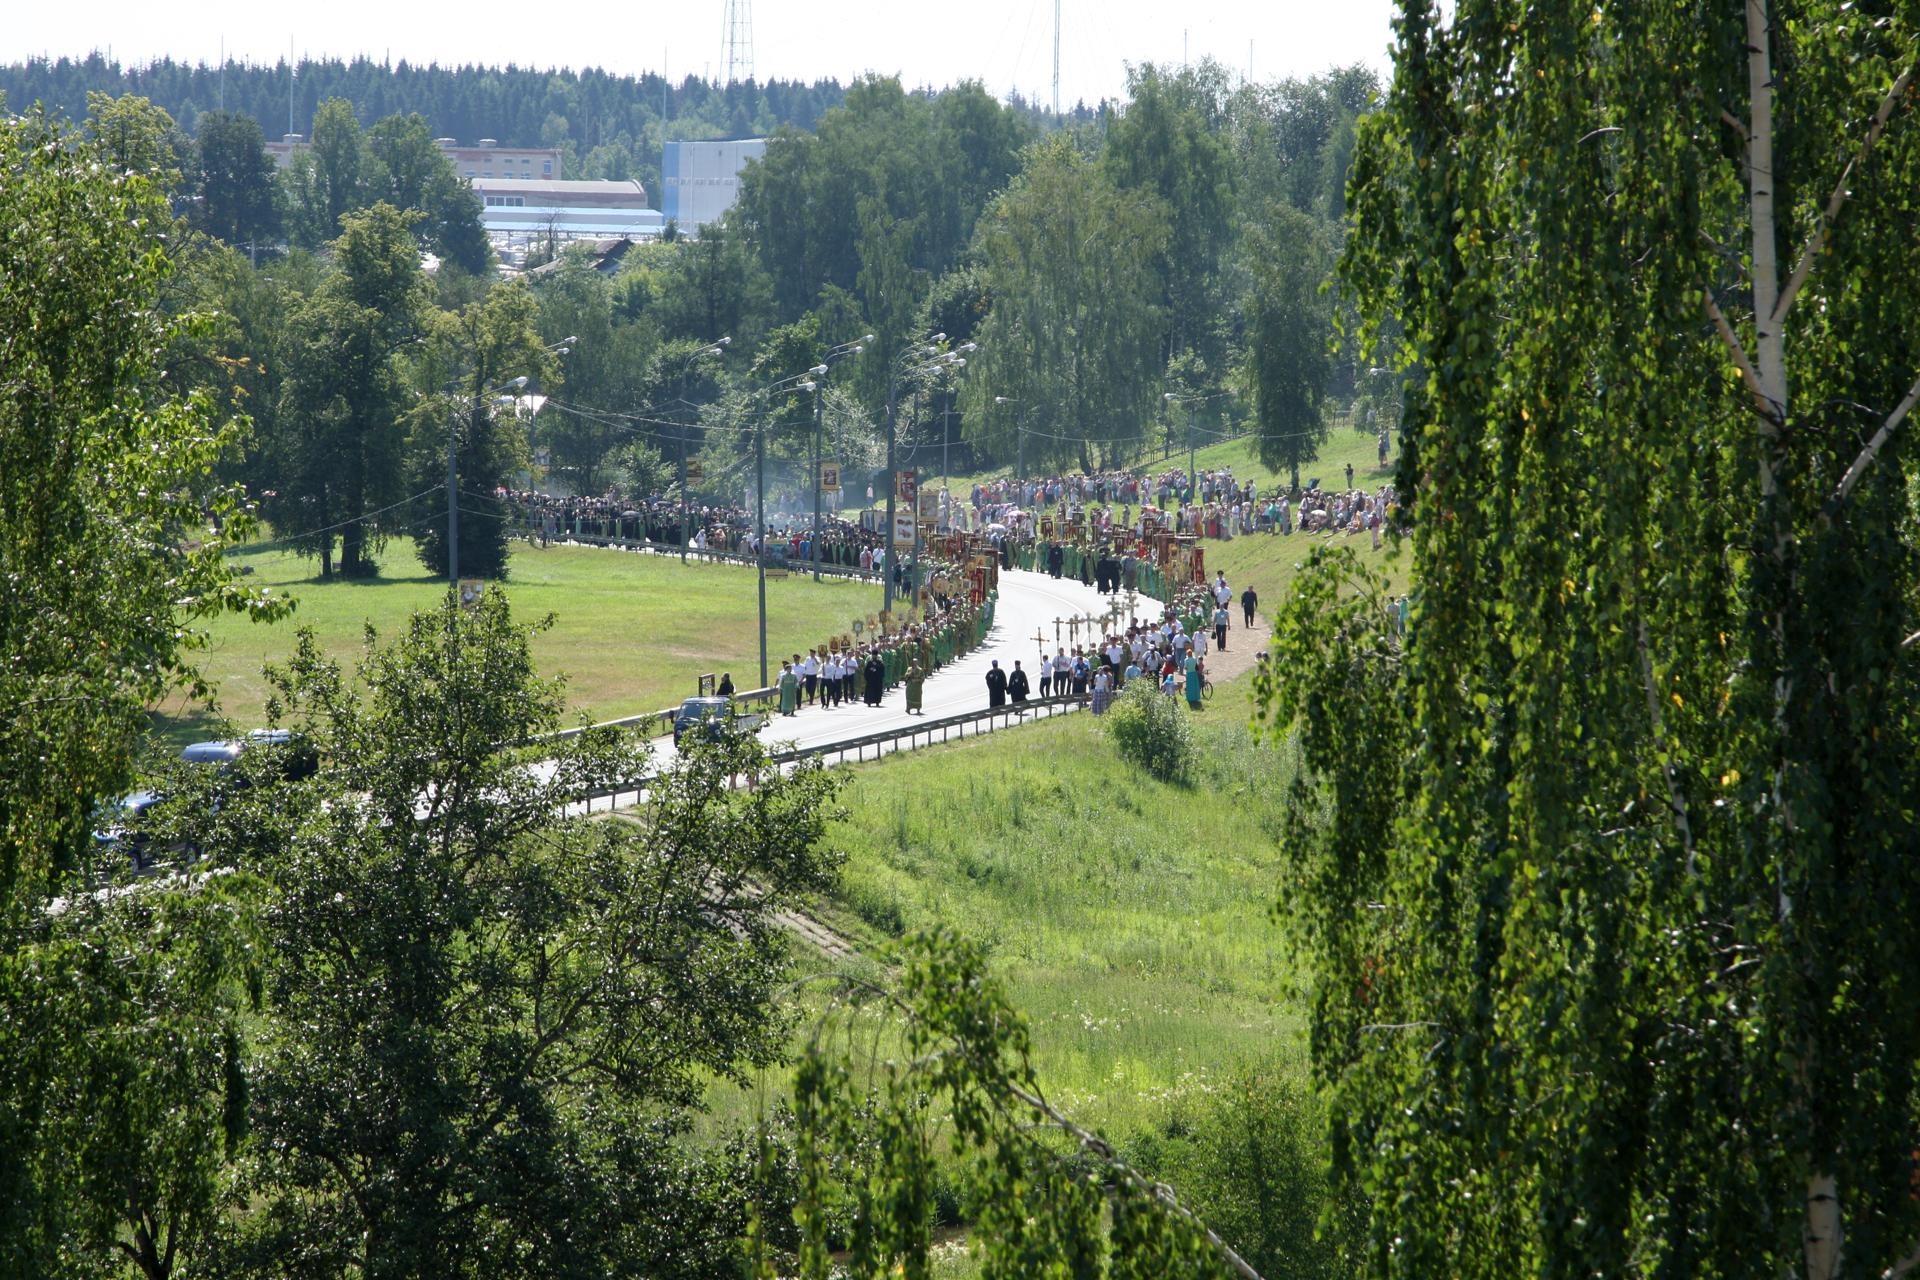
[661,138,767,232]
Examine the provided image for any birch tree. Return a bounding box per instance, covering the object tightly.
[1265,2,1920,1277]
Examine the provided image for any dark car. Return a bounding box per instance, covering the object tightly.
[671,696,764,747]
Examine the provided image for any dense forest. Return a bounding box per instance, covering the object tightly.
[0,54,1100,198]
[25,58,1383,581]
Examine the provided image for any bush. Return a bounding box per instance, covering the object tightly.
[1123,1066,1365,1280]
[1104,680,1196,779]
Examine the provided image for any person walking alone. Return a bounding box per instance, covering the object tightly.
[904,659,926,715]
[777,662,799,717]
[1241,585,1258,628]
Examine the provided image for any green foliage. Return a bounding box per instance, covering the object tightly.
[1102,63,1238,380]
[0,108,281,912]
[533,251,662,494]
[199,592,846,1277]
[408,279,553,579]
[1267,3,1920,1277]
[83,90,190,191]
[192,109,279,248]
[1105,680,1197,780]
[271,202,428,577]
[961,139,1170,471]
[771,931,1248,1279]
[0,108,282,1278]
[280,98,489,272]
[1124,1065,1364,1280]
[1243,203,1334,489]
[734,77,1029,331]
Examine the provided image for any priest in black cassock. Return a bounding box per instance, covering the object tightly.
[1007,660,1030,705]
[863,652,886,706]
[985,660,1008,708]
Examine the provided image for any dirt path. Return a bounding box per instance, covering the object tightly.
[1201,611,1272,687]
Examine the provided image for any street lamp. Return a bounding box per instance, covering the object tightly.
[746,365,831,687]
[884,336,974,615]
[809,336,869,582]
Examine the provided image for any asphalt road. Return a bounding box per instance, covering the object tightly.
[562,568,1116,812]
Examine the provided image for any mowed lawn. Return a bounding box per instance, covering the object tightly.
[704,693,1308,1143]
[150,540,880,748]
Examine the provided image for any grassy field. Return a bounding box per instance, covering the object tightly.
[151,540,880,749]
[705,680,1308,1145]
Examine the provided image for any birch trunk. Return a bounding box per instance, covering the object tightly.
[1743,7,1843,1279]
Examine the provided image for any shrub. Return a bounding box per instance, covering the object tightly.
[1123,1065,1366,1280]
[1104,680,1196,779]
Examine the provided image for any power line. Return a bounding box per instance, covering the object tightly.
[240,485,446,551]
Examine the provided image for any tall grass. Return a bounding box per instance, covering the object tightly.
[720,692,1309,1141]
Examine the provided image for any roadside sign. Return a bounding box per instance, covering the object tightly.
[458,579,485,608]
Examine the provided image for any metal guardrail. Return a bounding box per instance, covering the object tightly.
[547,682,781,743]
[769,693,1089,768]
[570,694,1092,812]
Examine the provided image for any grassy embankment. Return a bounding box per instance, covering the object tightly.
[151,540,880,750]
[705,674,1310,1146]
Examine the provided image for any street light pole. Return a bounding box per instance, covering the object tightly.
[1188,400,1197,500]
[755,399,768,688]
[810,380,824,581]
[447,401,461,588]
[807,337,869,583]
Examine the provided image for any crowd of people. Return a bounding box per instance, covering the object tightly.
[965,462,1399,555]
[497,488,896,571]
[768,586,998,720]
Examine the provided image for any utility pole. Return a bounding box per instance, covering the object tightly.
[677,423,689,563]
[810,380,824,581]
[941,402,953,520]
[755,400,768,688]
[447,397,462,588]
[1187,400,1197,501]
[1052,0,1062,117]
[884,373,900,616]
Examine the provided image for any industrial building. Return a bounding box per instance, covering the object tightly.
[661,138,767,231]
[264,134,564,181]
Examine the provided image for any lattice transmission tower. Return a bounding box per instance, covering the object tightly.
[722,0,755,86]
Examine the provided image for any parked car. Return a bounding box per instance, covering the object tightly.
[671,696,765,747]
[179,728,318,781]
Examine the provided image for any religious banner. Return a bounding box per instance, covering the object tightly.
[685,460,703,483]
[892,510,917,549]
[820,461,841,492]
[895,469,918,506]
[918,489,939,521]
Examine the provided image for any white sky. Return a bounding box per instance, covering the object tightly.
[3,1,1398,110]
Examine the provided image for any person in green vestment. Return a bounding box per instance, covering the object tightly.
[904,661,926,714]
[778,661,800,715]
